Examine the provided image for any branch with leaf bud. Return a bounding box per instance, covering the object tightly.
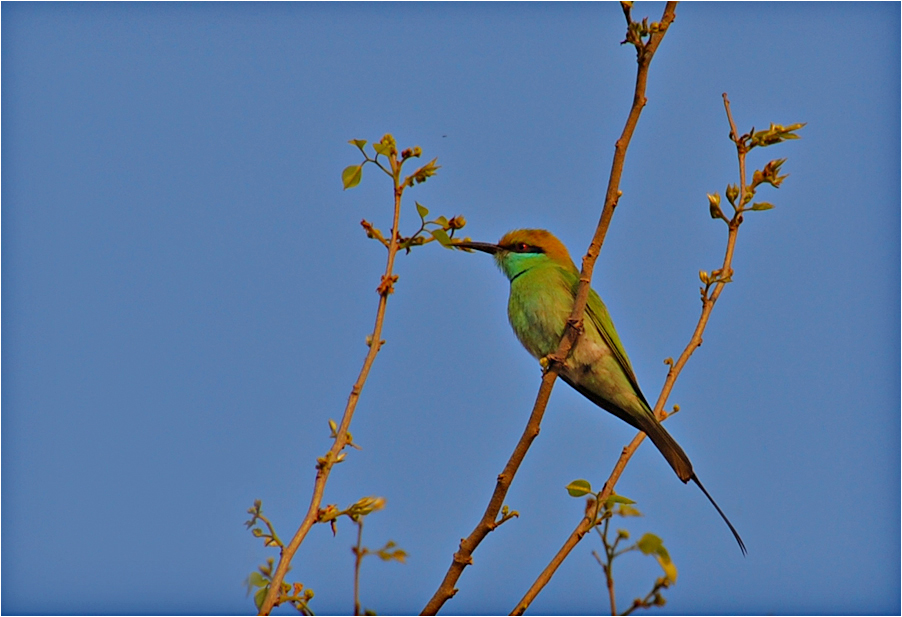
[586,496,677,616]
[352,511,407,616]
[252,134,456,615]
[246,558,315,616]
[512,95,803,615]
[421,3,679,614]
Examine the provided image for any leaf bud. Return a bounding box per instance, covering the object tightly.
[448,215,467,230]
[318,504,340,522]
[360,219,376,238]
[707,192,724,220]
[750,202,775,211]
[349,495,386,517]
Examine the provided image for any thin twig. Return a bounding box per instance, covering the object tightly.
[601,517,617,616]
[420,4,677,615]
[259,147,406,616]
[511,91,749,615]
[353,521,365,616]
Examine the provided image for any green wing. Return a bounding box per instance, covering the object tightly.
[584,286,653,409]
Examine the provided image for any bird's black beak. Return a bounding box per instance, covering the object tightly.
[452,240,501,255]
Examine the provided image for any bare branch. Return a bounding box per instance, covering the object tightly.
[420,3,678,614]
[512,91,763,615]
[259,139,407,616]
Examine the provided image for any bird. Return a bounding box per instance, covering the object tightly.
[454,228,746,554]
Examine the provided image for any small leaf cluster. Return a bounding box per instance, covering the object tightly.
[596,504,677,615]
[355,538,408,565]
[245,504,312,613]
[318,418,362,467]
[312,418,364,485]
[565,479,635,504]
[620,2,667,56]
[363,202,467,254]
[701,116,803,301]
[343,134,441,192]
[565,480,676,614]
[351,513,407,616]
[491,503,520,530]
[707,156,789,224]
[748,122,806,148]
[697,264,733,299]
[634,533,677,589]
[318,495,387,536]
[246,499,283,548]
[344,134,468,255]
[246,557,315,615]
[708,121,804,225]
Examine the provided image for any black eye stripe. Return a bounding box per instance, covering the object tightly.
[507,243,544,254]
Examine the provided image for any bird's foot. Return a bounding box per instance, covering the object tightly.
[540,354,564,373]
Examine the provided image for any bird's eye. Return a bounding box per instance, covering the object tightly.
[517,243,530,252]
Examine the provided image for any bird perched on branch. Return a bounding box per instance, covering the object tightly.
[454,228,745,554]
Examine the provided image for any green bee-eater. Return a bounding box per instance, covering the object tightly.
[455,229,745,554]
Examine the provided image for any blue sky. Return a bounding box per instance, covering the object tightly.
[3,2,898,615]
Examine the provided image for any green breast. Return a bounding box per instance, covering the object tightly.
[506,263,576,360]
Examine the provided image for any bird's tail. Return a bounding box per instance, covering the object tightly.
[640,416,747,555]
[692,474,747,555]
[639,416,695,483]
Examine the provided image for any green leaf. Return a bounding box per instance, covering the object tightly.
[637,532,663,555]
[616,504,643,517]
[416,202,429,219]
[254,586,270,610]
[635,532,677,582]
[750,202,775,211]
[247,571,267,589]
[565,479,593,497]
[430,228,453,248]
[603,493,636,507]
[657,554,678,583]
[348,139,367,150]
[342,165,363,190]
[373,142,392,156]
